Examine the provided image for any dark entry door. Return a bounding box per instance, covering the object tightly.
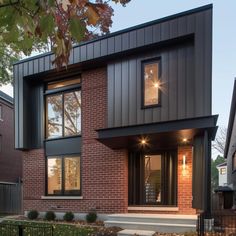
[128,151,177,206]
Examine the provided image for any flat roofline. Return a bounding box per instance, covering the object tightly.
[14,4,212,66]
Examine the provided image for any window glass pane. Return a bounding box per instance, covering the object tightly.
[64,157,80,194]
[47,78,81,90]
[47,94,63,138]
[144,62,160,106]
[144,155,161,204]
[220,168,226,175]
[64,91,81,136]
[47,158,62,195]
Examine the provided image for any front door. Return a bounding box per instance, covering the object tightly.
[128,151,177,206]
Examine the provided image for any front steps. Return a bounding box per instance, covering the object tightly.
[104,214,197,233]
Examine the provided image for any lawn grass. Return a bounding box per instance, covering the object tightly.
[1,219,94,236]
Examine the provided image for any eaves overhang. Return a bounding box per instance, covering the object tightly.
[96,115,218,150]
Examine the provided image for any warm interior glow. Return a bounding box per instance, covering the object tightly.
[182,155,187,169]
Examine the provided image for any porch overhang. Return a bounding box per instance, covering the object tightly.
[96,115,218,149]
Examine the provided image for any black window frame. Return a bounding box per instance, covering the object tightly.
[46,154,82,196]
[44,78,81,140]
[141,57,162,109]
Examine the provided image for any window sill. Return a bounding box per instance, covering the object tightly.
[128,206,179,212]
[41,196,83,200]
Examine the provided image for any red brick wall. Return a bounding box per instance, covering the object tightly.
[23,68,195,215]
[0,100,22,182]
[177,145,196,214]
[23,68,128,214]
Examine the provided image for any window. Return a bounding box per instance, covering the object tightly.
[142,60,161,107]
[233,152,236,172]
[46,78,81,139]
[0,105,3,121]
[47,156,81,195]
[220,167,226,175]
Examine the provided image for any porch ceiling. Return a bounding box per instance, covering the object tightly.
[96,115,218,150]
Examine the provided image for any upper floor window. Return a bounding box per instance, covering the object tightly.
[220,167,226,175]
[46,78,81,139]
[142,59,161,107]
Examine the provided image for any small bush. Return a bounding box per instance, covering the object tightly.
[44,211,56,221]
[63,211,74,222]
[86,210,97,223]
[27,210,39,220]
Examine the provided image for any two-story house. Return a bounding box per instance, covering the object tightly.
[14,4,217,232]
[0,90,22,213]
[224,79,236,210]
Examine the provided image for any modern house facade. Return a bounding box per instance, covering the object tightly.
[225,79,236,209]
[14,5,217,222]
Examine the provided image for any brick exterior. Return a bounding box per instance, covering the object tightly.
[0,99,22,182]
[177,145,196,214]
[23,68,195,215]
[23,68,128,214]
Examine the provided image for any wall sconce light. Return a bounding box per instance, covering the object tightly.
[182,155,187,169]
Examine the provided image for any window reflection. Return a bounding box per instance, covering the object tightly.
[64,91,81,136]
[47,95,63,138]
[144,62,160,106]
[65,157,80,194]
[47,158,62,195]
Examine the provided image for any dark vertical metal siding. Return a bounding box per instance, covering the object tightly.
[107,43,196,127]
[14,7,212,149]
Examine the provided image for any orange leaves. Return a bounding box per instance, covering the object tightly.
[85,3,100,26]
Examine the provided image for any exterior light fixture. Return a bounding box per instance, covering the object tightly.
[182,155,187,169]
[154,83,159,88]
[141,139,146,145]
[183,138,188,142]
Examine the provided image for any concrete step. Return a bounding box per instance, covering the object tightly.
[104,214,197,233]
[118,229,155,236]
[107,213,197,225]
[105,220,196,233]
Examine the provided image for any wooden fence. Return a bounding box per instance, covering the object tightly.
[0,182,22,214]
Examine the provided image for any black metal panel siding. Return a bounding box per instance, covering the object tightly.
[107,43,196,127]
[45,137,82,156]
[14,6,212,149]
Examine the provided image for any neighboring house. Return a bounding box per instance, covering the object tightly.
[0,90,22,214]
[13,5,217,232]
[224,79,236,210]
[0,91,22,183]
[216,162,227,187]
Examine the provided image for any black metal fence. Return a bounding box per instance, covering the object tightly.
[198,212,236,236]
[0,223,53,236]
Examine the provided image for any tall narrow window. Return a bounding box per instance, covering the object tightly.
[233,152,236,172]
[46,78,81,139]
[47,156,81,196]
[143,60,161,107]
[0,105,3,121]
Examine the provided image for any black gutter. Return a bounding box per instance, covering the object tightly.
[13,4,212,66]
[224,79,236,159]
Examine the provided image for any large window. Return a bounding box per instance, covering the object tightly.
[142,60,161,107]
[47,156,81,195]
[46,78,81,139]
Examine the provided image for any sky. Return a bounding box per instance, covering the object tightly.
[0,0,235,134]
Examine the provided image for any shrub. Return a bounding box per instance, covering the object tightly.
[44,211,56,221]
[27,210,39,220]
[86,210,97,223]
[63,212,74,222]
